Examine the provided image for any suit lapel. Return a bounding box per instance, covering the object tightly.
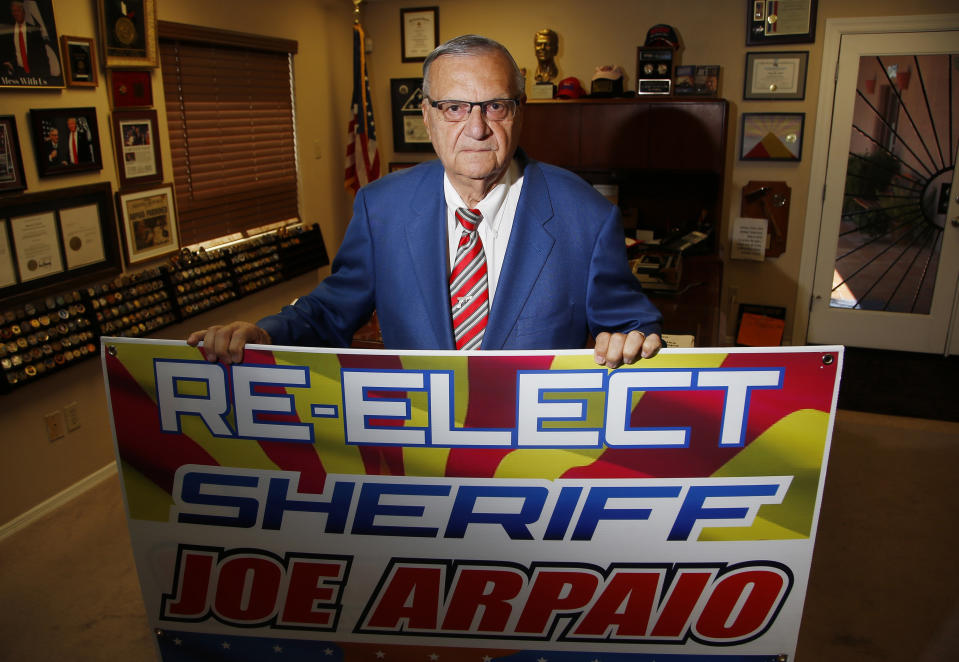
[405,165,456,348]
[484,162,555,349]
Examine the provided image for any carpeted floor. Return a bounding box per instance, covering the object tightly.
[1,409,958,661]
[837,347,958,422]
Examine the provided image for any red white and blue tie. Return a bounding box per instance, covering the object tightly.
[450,207,489,350]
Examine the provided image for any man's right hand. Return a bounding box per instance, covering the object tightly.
[186,322,271,364]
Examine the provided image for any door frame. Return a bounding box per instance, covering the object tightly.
[793,13,959,346]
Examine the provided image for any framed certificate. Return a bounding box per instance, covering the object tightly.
[401,7,438,63]
[0,183,121,306]
[746,0,817,46]
[744,51,808,100]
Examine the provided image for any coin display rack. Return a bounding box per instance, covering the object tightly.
[171,254,235,319]
[0,292,97,392]
[1,226,331,393]
[90,267,177,338]
[231,234,282,296]
[279,224,329,280]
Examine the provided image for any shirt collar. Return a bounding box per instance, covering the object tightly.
[443,160,518,227]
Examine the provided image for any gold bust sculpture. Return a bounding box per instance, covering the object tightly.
[533,29,558,84]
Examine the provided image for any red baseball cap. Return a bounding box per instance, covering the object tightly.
[557,77,586,99]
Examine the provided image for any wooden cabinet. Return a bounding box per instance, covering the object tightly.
[520,98,729,346]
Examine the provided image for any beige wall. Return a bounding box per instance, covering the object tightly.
[2,0,957,525]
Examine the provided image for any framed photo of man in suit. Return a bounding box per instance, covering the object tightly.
[0,0,63,88]
[29,107,104,177]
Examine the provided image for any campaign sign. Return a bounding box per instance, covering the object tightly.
[101,339,843,661]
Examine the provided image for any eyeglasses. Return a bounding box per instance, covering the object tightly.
[427,97,521,122]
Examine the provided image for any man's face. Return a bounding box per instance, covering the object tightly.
[48,129,58,143]
[67,118,77,132]
[422,51,524,189]
[534,35,555,62]
[11,3,24,23]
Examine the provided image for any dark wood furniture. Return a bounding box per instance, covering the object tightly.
[519,97,729,346]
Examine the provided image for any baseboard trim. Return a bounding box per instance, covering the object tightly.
[0,463,118,543]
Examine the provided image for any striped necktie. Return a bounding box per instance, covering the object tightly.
[450,207,489,350]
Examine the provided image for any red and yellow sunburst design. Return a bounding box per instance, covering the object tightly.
[103,340,841,542]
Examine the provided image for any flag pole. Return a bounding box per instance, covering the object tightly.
[353,0,362,25]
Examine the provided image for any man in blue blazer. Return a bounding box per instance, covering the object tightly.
[189,35,662,368]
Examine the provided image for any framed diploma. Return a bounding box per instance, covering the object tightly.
[400,7,439,63]
[743,51,808,100]
[746,0,817,46]
[0,183,121,306]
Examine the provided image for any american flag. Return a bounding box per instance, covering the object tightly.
[344,22,380,194]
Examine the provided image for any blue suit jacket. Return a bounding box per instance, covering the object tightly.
[259,156,662,350]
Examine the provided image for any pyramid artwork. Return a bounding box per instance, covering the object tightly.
[744,131,798,159]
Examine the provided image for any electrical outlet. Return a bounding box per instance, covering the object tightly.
[64,402,81,432]
[45,410,66,441]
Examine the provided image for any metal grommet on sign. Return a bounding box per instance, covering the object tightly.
[821,353,834,366]
[106,344,118,357]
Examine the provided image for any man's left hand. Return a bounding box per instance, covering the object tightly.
[593,330,662,368]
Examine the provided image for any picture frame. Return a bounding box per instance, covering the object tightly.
[96,0,158,69]
[389,162,418,173]
[390,77,434,153]
[0,0,64,88]
[740,112,805,161]
[0,116,27,193]
[400,7,438,63]
[116,184,179,265]
[743,51,808,100]
[746,0,817,46]
[29,107,103,177]
[0,183,122,306]
[674,65,720,97]
[108,69,152,107]
[111,109,161,187]
[60,35,97,88]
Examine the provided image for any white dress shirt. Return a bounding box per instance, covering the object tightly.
[444,160,524,306]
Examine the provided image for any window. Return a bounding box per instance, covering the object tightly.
[158,22,299,246]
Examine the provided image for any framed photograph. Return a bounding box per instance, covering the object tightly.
[674,65,720,97]
[389,162,418,173]
[0,115,27,193]
[744,51,808,100]
[29,107,103,177]
[746,0,817,46]
[96,0,158,68]
[60,35,97,87]
[400,7,438,63]
[109,69,152,107]
[0,0,63,88]
[390,77,434,153]
[740,112,805,161]
[0,183,122,306]
[111,110,161,187]
[116,184,179,265]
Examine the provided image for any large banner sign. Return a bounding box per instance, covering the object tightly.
[102,339,843,661]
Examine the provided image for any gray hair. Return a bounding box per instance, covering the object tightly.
[422,34,526,99]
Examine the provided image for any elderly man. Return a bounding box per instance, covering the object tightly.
[189,34,661,367]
